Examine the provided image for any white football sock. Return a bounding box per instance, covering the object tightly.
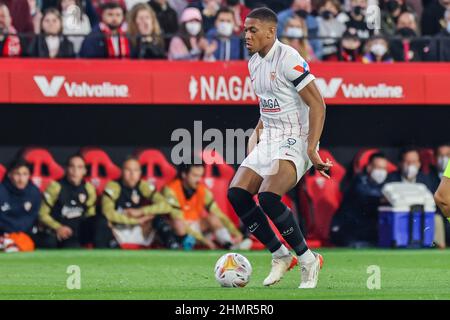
[215,228,232,245]
[272,244,290,259]
[298,249,316,265]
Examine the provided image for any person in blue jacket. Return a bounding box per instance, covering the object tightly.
[0,158,41,235]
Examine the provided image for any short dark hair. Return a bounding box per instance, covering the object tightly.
[368,152,386,164]
[101,2,124,14]
[7,157,31,174]
[66,153,85,167]
[247,7,278,24]
[216,6,235,19]
[122,155,141,167]
[399,146,420,161]
[177,162,204,178]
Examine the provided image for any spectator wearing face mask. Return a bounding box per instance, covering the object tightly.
[389,11,430,61]
[362,35,394,63]
[380,0,411,36]
[128,2,166,59]
[58,0,92,55]
[206,7,246,60]
[168,7,217,61]
[28,0,43,33]
[330,153,390,247]
[80,2,130,58]
[421,0,450,36]
[28,8,76,58]
[337,0,373,40]
[280,15,317,61]
[427,8,450,61]
[0,3,22,57]
[317,0,346,60]
[386,147,434,192]
[327,29,363,61]
[277,0,323,59]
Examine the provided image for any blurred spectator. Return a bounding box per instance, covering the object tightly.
[168,7,216,60]
[0,158,40,235]
[386,147,434,191]
[430,143,450,189]
[191,0,221,33]
[280,15,318,61]
[327,29,363,61]
[59,0,92,54]
[101,157,179,249]
[125,0,148,10]
[317,0,346,60]
[330,152,389,247]
[28,8,76,58]
[44,0,99,27]
[421,0,450,36]
[224,0,251,34]
[162,163,244,250]
[389,11,430,61]
[2,0,35,34]
[362,35,394,62]
[28,0,43,33]
[380,0,410,36]
[427,8,450,60]
[206,6,246,60]
[128,2,165,58]
[91,0,127,18]
[35,155,96,248]
[0,3,22,57]
[80,2,130,58]
[148,0,179,38]
[277,0,323,59]
[337,0,373,40]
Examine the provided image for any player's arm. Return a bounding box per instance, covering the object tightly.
[138,182,173,216]
[434,163,450,218]
[247,118,263,155]
[39,181,63,230]
[85,183,97,218]
[102,182,139,225]
[205,189,242,239]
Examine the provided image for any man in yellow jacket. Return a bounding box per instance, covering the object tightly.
[435,161,450,219]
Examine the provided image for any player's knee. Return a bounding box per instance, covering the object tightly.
[258,192,283,218]
[227,187,255,215]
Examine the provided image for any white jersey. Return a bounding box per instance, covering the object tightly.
[248,39,315,142]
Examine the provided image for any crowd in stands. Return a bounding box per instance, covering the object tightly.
[0,144,448,251]
[0,0,449,61]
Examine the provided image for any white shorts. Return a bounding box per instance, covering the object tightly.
[241,136,314,184]
[112,225,156,247]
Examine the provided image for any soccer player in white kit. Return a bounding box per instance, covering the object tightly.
[227,7,332,289]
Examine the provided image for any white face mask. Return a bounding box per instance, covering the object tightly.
[403,164,419,180]
[437,156,449,172]
[371,43,387,56]
[217,21,233,37]
[185,21,202,36]
[284,27,304,38]
[370,168,387,184]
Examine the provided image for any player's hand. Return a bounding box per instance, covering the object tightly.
[204,238,217,250]
[56,226,73,241]
[125,208,144,218]
[307,150,333,179]
[137,215,154,225]
[234,233,244,244]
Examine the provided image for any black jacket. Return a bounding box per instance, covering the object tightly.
[131,38,166,59]
[28,34,75,58]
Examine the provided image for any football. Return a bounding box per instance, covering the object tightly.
[214,253,252,288]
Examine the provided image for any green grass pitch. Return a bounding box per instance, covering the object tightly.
[1,249,450,300]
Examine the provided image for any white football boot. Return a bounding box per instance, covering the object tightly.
[299,252,323,289]
[263,254,298,286]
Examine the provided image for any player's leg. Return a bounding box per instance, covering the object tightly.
[258,159,322,289]
[202,214,233,249]
[227,166,286,255]
[171,218,196,250]
[152,215,179,249]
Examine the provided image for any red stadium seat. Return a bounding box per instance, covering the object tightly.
[0,164,5,182]
[298,149,346,245]
[201,149,239,226]
[80,148,121,195]
[22,148,64,192]
[419,148,435,175]
[353,148,398,174]
[136,149,177,190]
